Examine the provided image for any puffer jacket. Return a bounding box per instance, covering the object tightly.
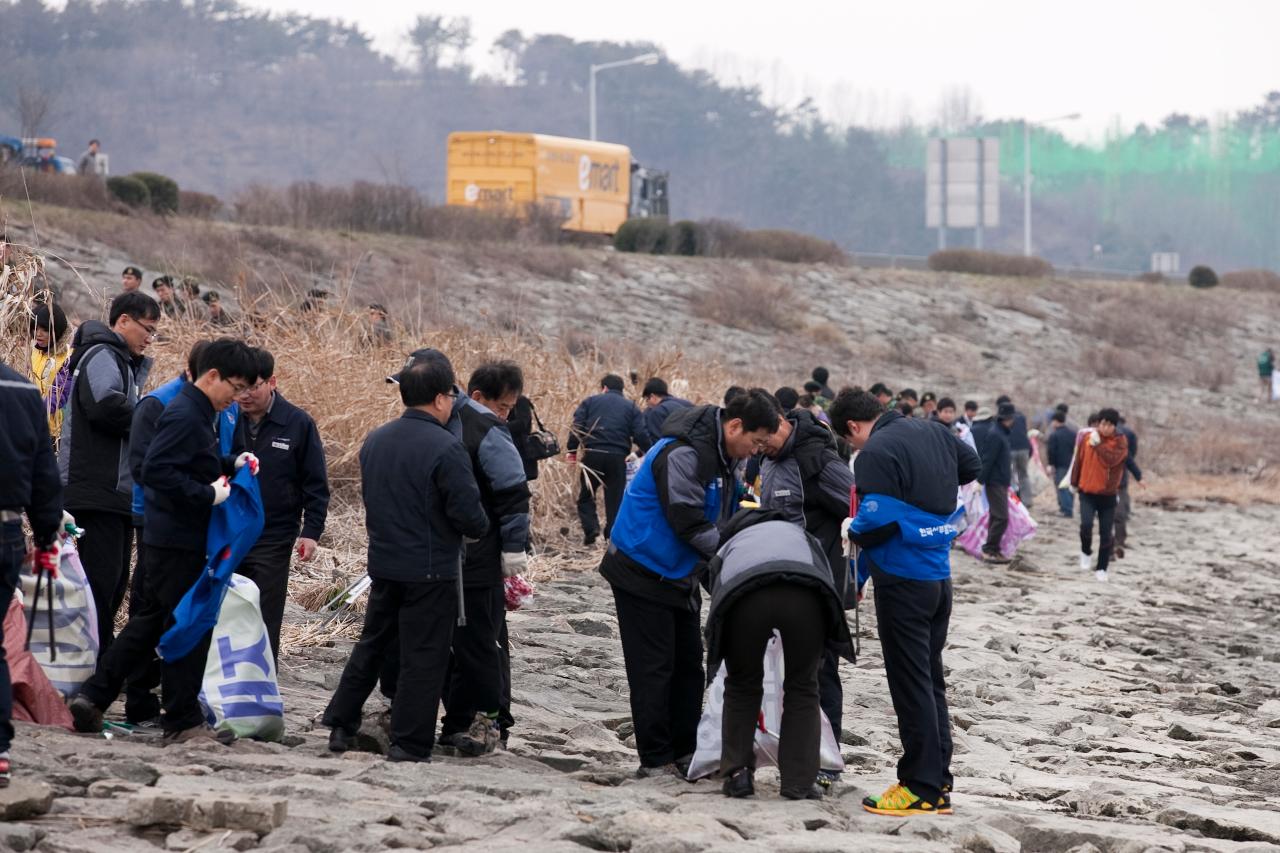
[29,343,73,440]
[1071,431,1129,496]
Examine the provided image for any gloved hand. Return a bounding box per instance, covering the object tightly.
[1088,430,1101,447]
[840,516,854,543]
[235,452,260,475]
[211,476,231,506]
[501,550,528,578]
[33,540,61,579]
[60,510,79,536]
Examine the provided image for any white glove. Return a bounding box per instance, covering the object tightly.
[501,550,528,578]
[235,452,260,475]
[840,516,854,543]
[1088,430,1101,447]
[210,476,231,506]
[60,510,82,537]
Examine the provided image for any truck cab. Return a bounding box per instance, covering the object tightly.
[629,163,669,219]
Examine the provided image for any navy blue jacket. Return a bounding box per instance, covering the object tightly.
[1007,411,1031,452]
[852,411,980,518]
[1119,425,1142,485]
[141,383,236,551]
[643,395,693,444]
[360,409,489,583]
[1046,425,1077,470]
[240,392,330,544]
[971,418,1012,487]
[567,389,651,455]
[0,365,63,545]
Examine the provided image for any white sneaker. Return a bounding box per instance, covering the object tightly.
[1079,553,1092,571]
[1095,570,1108,583]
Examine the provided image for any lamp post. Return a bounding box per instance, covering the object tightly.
[589,53,659,141]
[1023,112,1080,256]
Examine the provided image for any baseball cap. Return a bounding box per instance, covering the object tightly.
[386,347,453,385]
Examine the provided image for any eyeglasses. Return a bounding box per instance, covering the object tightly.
[225,378,250,395]
[128,315,158,338]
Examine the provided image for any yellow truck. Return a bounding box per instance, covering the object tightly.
[445,131,668,235]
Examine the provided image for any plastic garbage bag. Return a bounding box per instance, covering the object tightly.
[199,574,283,741]
[21,536,99,697]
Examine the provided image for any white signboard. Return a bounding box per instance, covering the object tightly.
[926,138,1000,229]
[1151,252,1180,275]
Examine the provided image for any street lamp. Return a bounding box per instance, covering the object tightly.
[1023,112,1080,256]
[589,53,659,141]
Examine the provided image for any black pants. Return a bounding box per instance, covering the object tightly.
[819,648,842,744]
[1053,466,1074,517]
[577,450,628,540]
[323,578,456,759]
[73,510,133,654]
[611,584,704,767]
[78,544,211,734]
[0,521,25,752]
[497,614,514,737]
[1113,482,1132,549]
[237,538,293,662]
[983,484,1009,555]
[440,583,504,738]
[123,526,160,724]
[1079,492,1118,574]
[720,583,826,796]
[872,568,953,802]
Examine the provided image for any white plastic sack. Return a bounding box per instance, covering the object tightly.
[1272,372,1279,402]
[21,537,99,697]
[687,630,844,780]
[200,574,284,741]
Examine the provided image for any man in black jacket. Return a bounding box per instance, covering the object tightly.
[0,364,64,785]
[1113,417,1143,558]
[234,347,330,660]
[323,351,489,762]
[641,377,693,443]
[1046,412,1077,518]
[438,361,530,756]
[59,291,158,654]
[71,339,258,743]
[997,395,1034,510]
[970,404,1015,564]
[568,374,651,545]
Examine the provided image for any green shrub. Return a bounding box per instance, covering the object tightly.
[106,175,150,208]
[1187,265,1218,289]
[670,220,706,256]
[130,171,180,214]
[1136,271,1166,284]
[614,217,670,254]
[178,189,222,219]
[928,249,1052,278]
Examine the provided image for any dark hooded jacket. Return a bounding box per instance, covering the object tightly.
[643,394,693,443]
[705,513,855,680]
[59,320,152,514]
[567,388,651,455]
[457,397,531,587]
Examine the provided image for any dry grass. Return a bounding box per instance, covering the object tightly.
[1220,269,1280,292]
[689,265,802,331]
[928,249,1052,278]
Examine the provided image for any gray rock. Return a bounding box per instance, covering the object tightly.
[566,613,615,638]
[1167,723,1204,741]
[1156,798,1280,843]
[0,781,53,820]
[126,793,195,827]
[87,779,142,798]
[0,823,42,851]
[127,792,287,836]
[165,828,259,851]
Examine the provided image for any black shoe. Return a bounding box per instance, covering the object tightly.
[722,768,755,798]
[387,745,432,763]
[69,695,104,734]
[782,782,826,800]
[583,531,599,547]
[328,728,355,753]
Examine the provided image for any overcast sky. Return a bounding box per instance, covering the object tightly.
[242,0,1276,141]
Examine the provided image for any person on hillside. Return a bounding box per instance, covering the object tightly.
[567,374,651,546]
[234,347,330,660]
[970,404,1014,564]
[71,339,259,743]
[641,377,693,441]
[869,383,893,409]
[120,266,143,294]
[178,279,208,321]
[962,401,978,428]
[152,276,185,319]
[1112,417,1144,560]
[811,367,835,401]
[831,388,979,817]
[996,396,1034,510]
[0,362,64,786]
[76,139,109,177]
[918,392,938,420]
[709,514,854,801]
[774,386,800,413]
[323,351,489,762]
[300,288,330,313]
[803,380,831,411]
[366,303,394,347]
[895,388,919,412]
[1046,411,1076,519]
[202,291,236,328]
[1260,349,1274,403]
[59,291,158,654]
[759,400,857,781]
[601,390,781,778]
[28,303,74,443]
[438,361,530,756]
[1070,408,1129,582]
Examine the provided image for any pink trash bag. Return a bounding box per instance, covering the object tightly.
[504,575,535,612]
[957,491,1037,559]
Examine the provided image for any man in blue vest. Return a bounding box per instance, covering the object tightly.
[601,389,782,778]
[833,388,980,816]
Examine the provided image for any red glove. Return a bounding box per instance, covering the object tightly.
[34,544,60,579]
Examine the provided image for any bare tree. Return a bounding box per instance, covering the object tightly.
[934,85,982,134]
[12,83,59,139]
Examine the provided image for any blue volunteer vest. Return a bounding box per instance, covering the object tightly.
[850,493,964,582]
[132,377,239,516]
[610,437,722,580]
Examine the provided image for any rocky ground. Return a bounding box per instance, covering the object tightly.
[1,493,1278,852]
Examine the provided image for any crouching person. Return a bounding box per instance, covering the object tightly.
[706,512,854,800]
[322,350,488,762]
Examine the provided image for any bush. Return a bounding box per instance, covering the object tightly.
[179,190,222,219]
[689,266,801,331]
[1136,271,1166,284]
[1220,268,1280,291]
[0,167,114,210]
[1187,265,1218,289]
[928,249,1052,278]
[614,217,671,254]
[106,175,151,208]
[670,220,706,256]
[130,171,179,214]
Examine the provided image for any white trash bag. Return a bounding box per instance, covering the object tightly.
[21,537,99,697]
[687,630,844,780]
[200,574,284,741]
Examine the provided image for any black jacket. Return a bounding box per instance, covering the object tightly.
[1007,411,1031,452]
[970,418,1012,487]
[240,392,330,544]
[59,321,152,515]
[141,383,235,551]
[1119,425,1143,485]
[359,409,489,583]
[642,395,693,444]
[568,389,650,455]
[854,410,981,517]
[1046,425,1077,470]
[505,395,539,481]
[458,398,531,587]
[0,365,63,545]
